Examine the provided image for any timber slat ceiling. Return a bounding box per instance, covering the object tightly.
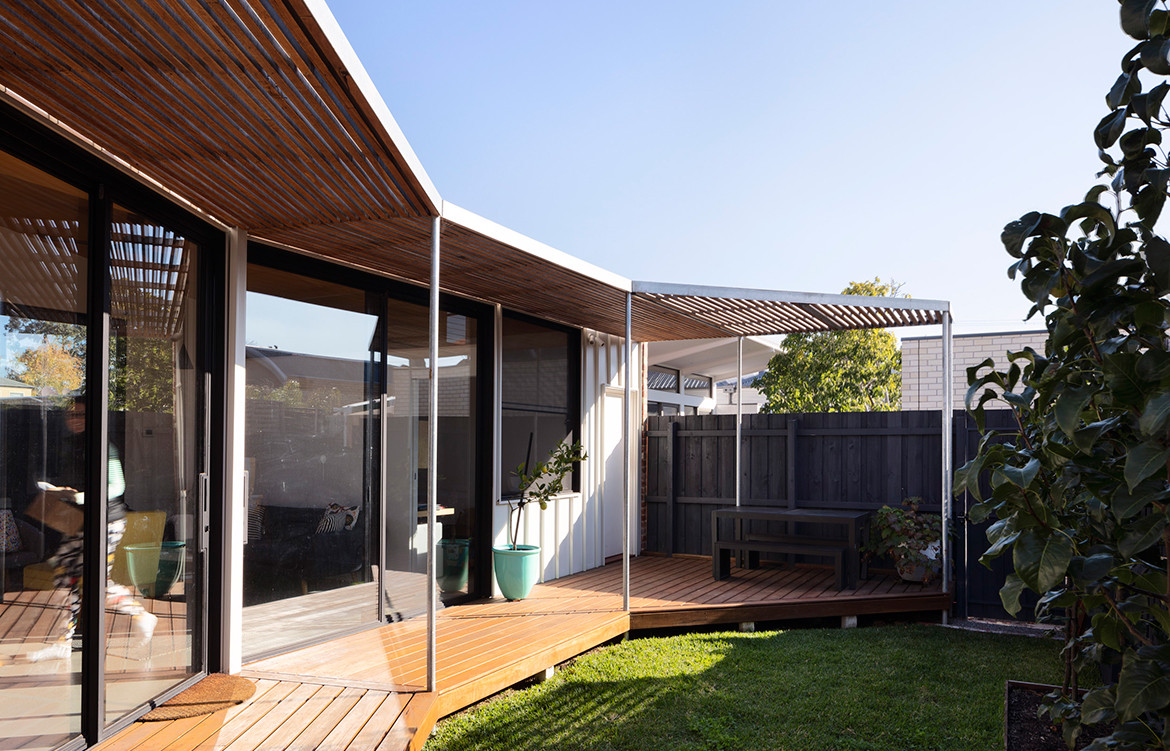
[0,0,435,228]
[634,292,944,338]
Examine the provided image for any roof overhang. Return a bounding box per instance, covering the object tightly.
[0,0,440,228]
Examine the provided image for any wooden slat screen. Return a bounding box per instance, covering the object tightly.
[0,0,435,231]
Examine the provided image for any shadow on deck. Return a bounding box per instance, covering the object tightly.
[97,556,948,750]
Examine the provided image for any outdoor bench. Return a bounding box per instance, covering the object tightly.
[713,538,847,589]
[710,506,871,590]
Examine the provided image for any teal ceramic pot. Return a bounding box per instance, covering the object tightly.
[492,544,540,600]
[124,540,186,598]
[437,538,470,593]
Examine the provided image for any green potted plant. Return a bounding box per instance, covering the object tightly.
[863,498,942,584]
[493,440,586,600]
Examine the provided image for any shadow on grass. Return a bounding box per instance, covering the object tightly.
[426,624,1066,751]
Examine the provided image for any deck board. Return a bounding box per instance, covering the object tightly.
[90,555,947,750]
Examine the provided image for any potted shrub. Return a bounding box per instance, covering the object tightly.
[493,441,586,600]
[864,498,941,584]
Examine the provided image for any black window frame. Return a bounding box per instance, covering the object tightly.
[499,310,581,498]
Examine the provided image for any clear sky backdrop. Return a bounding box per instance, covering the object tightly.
[327,1,1130,337]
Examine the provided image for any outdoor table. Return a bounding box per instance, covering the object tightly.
[711,506,872,588]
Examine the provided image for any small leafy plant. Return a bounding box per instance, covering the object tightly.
[504,441,587,549]
[864,498,942,583]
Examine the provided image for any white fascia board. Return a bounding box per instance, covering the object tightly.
[307,0,443,214]
[631,281,951,313]
[442,202,632,293]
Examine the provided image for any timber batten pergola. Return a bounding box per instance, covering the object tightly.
[0,0,957,713]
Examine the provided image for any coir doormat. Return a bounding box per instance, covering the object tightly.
[140,673,256,721]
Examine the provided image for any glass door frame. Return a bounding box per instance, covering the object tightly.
[246,245,495,629]
[0,100,226,748]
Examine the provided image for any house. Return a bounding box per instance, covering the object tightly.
[902,330,1046,410]
[0,377,34,400]
[647,337,780,416]
[714,375,769,415]
[0,2,954,748]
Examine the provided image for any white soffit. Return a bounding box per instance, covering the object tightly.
[648,337,781,382]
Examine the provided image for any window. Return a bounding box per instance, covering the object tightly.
[500,315,578,497]
[647,365,680,393]
[684,373,713,398]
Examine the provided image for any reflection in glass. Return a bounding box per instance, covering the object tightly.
[501,317,574,497]
[382,301,478,610]
[104,204,202,724]
[0,150,88,750]
[242,265,378,659]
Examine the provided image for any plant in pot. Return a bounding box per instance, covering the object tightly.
[493,440,586,601]
[863,498,942,584]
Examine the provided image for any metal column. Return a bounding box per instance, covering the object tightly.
[735,336,742,507]
[623,292,631,612]
[941,310,954,610]
[427,216,440,691]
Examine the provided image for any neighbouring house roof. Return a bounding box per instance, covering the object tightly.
[647,337,782,384]
[0,1,950,342]
[0,376,30,389]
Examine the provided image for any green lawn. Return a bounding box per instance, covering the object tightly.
[425,623,1065,751]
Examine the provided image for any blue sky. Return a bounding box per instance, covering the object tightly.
[328,1,1129,335]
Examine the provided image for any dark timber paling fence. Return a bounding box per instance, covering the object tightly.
[644,410,1021,619]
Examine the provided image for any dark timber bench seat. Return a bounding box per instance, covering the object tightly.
[712,539,847,590]
[710,506,872,590]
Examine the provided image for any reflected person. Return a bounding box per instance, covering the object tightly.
[26,395,157,662]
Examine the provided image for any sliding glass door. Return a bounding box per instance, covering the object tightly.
[0,149,89,751]
[103,204,206,724]
[0,143,215,749]
[381,300,481,617]
[242,248,489,664]
[242,262,380,656]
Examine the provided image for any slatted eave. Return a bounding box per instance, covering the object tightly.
[0,0,436,233]
[633,287,948,340]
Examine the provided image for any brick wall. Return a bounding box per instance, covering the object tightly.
[901,330,1046,410]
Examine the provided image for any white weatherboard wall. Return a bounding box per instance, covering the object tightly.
[490,329,640,595]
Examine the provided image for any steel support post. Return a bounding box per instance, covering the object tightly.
[736,336,743,507]
[427,216,440,691]
[623,292,632,612]
[941,310,954,606]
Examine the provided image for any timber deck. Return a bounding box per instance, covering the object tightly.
[85,555,945,751]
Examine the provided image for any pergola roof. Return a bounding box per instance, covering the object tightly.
[631,282,947,340]
[0,0,949,343]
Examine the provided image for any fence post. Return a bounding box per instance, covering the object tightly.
[666,420,679,556]
[786,418,798,509]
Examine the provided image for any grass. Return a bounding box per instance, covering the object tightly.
[424,623,1066,751]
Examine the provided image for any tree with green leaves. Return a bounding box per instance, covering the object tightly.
[756,278,902,414]
[955,3,1170,747]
